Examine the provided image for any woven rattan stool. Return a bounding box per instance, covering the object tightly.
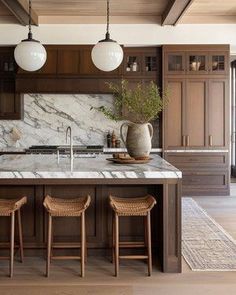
[0,197,27,278]
[109,195,156,277]
[43,195,91,278]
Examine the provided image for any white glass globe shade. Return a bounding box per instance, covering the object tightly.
[92,41,123,72]
[14,41,47,72]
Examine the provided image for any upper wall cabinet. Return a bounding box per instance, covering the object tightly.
[36,48,58,75]
[79,46,121,76]
[57,48,80,74]
[163,45,229,150]
[17,45,123,77]
[0,47,23,120]
[164,45,229,76]
[210,52,228,75]
[123,47,160,78]
[165,52,185,75]
[187,52,208,74]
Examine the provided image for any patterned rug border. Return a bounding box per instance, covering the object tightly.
[182,197,236,272]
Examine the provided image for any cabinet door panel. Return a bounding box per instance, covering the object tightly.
[0,79,22,120]
[57,49,79,74]
[39,49,57,74]
[208,79,227,147]
[185,80,206,147]
[164,79,184,149]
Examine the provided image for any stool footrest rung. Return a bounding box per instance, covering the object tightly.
[0,256,10,260]
[119,241,145,248]
[119,255,148,260]
[52,243,81,249]
[52,256,81,260]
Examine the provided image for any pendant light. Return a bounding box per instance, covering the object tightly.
[14,0,47,72]
[91,0,123,72]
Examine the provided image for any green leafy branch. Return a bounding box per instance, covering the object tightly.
[91,79,169,124]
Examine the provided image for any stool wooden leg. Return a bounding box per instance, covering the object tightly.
[81,212,85,278]
[84,221,87,264]
[112,213,115,264]
[147,212,152,276]
[115,213,119,277]
[50,221,53,263]
[17,209,24,263]
[46,213,52,277]
[144,216,148,250]
[10,212,15,278]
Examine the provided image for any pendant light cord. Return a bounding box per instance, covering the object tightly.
[105,0,110,40]
[28,0,32,40]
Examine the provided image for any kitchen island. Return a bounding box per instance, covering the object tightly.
[0,154,182,273]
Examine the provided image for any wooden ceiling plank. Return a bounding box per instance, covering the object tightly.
[162,0,194,26]
[0,0,38,26]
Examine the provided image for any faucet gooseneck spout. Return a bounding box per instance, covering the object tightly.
[66,126,74,171]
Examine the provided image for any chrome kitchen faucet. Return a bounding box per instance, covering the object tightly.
[66,126,74,171]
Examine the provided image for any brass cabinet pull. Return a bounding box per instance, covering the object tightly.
[209,135,213,146]
[186,135,190,147]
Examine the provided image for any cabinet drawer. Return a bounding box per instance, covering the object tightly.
[182,170,229,196]
[165,153,228,168]
[183,172,226,186]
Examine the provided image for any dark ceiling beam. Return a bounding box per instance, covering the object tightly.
[0,0,38,25]
[162,0,195,26]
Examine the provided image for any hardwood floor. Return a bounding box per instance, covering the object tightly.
[1,185,236,294]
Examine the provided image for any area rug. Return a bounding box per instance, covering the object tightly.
[182,197,236,271]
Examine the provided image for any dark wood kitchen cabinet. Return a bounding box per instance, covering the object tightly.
[17,47,58,75]
[164,78,185,149]
[165,152,229,196]
[164,45,229,76]
[208,79,229,147]
[124,47,159,77]
[165,52,185,75]
[0,79,23,120]
[163,45,230,196]
[185,79,207,148]
[163,45,229,150]
[164,78,228,150]
[0,47,23,120]
[15,45,161,93]
[57,48,80,74]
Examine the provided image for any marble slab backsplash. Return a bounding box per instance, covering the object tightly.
[0,94,160,148]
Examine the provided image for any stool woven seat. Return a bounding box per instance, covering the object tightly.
[109,195,156,216]
[0,197,27,216]
[43,195,91,217]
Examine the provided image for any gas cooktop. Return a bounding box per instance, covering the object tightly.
[26,145,104,154]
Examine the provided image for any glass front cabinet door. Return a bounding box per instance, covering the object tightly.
[187,52,208,74]
[210,53,228,75]
[165,52,185,75]
[144,55,157,75]
[124,54,142,75]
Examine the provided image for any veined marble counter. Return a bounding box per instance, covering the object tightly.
[0,154,181,179]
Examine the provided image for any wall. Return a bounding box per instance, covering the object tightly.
[0,93,160,148]
[0,23,236,53]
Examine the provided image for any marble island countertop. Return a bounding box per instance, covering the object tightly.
[0,154,181,179]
